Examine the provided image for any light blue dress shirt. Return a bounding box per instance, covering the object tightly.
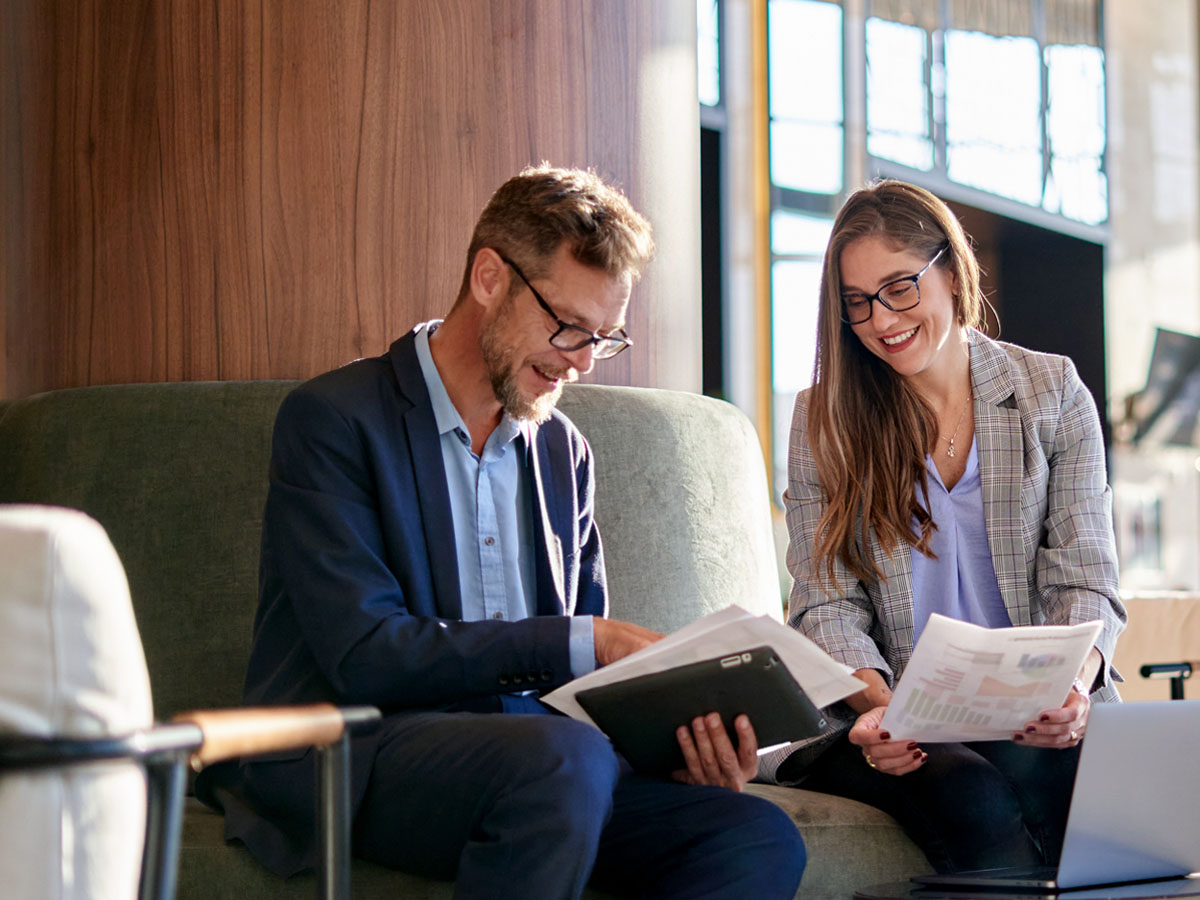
[911,437,1012,644]
[414,324,595,677]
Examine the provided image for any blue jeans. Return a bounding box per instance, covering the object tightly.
[352,705,806,899]
[789,736,1079,873]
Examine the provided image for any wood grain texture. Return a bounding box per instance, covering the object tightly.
[174,703,345,768]
[2,0,700,398]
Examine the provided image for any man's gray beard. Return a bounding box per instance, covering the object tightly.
[480,303,562,424]
[493,371,562,424]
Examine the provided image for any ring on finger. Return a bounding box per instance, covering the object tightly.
[1069,730,1078,741]
[865,754,878,769]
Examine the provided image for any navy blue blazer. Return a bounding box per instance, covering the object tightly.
[203,326,609,875]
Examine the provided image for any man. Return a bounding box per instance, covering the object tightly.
[207,166,806,899]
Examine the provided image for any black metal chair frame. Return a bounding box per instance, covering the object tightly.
[1139,660,1194,700]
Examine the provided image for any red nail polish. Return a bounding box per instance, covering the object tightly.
[1040,714,1050,722]
[906,742,919,751]
[912,750,922,760]
[1013,733,1025,741]
[879,732,891,741]
[1025,726,1036,733]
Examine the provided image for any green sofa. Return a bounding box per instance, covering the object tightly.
[0,381,929,899]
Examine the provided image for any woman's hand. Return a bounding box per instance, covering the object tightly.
[1013,648,1099,749]
[848,705,928,776]
[672,713,759,791]
[1014,684,1089,749]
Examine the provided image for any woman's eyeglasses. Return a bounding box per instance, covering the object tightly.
[841,244,949,325]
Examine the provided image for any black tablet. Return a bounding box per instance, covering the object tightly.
[575,645,827,775]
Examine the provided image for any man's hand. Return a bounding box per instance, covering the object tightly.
[592,618,663,666]
[672,713,758,791]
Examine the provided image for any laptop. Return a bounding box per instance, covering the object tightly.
[912,701,1200,892]
[898,875,1200,900]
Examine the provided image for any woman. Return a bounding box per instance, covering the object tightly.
[767,180,1125,873]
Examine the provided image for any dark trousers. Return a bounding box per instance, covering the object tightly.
[351,704,806,900]
[788,736,1080,874]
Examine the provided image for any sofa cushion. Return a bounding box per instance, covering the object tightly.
[179,799,625,899]
[0,505,153,900]
[748,784,930,899]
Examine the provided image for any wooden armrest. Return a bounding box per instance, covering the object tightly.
[173,703,349,769]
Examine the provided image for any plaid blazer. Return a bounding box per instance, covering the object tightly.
[762,331,1126,783]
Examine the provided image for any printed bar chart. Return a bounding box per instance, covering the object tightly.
[879,614,1104,741]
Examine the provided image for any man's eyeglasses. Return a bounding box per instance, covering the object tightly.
[841,244,949,325]
[500,256,632,361]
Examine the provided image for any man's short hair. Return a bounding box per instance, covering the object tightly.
[457,164,655,301]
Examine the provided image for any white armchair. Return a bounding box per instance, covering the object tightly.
[0,505,378,900]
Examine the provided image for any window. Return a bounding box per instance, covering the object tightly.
[770,211,831,496]
[866,0,1108,227]
[945,30,1044,206]
[698,0,721,107]
[769,0,844,194]
[866,17,934,171]
[1044,43,1107,225]
[767,0,843,497]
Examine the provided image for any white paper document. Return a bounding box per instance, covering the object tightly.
[878,614,1103,742]
[541,605,863,728]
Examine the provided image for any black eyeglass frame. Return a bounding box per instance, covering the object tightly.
[840,243,949,325]
[499,256,633,360]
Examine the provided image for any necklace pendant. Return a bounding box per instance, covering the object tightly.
[946,440,956,458]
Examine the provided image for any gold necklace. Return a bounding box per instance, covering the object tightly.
[941,393,972,458]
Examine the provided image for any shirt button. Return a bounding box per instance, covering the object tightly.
[483,536,495,546]
[492,611,504,620]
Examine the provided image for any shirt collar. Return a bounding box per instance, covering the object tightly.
[413,321,526,449]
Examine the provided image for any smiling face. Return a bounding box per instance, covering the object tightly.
[480,244,631,422]
[839,234,965,388]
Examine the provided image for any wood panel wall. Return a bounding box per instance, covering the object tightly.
[1,0,701,399]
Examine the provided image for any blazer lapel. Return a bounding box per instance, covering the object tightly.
[971,334,1030,625]
[527,425,567,615]
[390,331,463,619]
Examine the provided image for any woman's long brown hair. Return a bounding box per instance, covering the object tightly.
[807,181,984,587]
